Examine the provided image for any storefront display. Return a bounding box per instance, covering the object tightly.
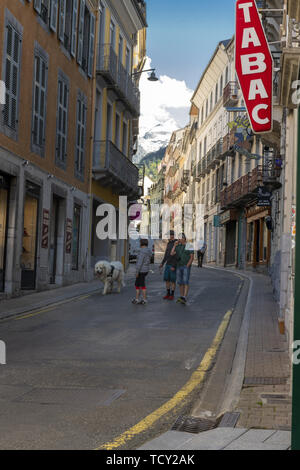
[0,177,9,292]
[21,183,40,289]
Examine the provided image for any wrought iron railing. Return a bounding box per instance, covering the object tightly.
[223,81,239,106]
[93,140,139,190]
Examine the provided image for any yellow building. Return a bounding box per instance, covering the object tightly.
[90,0,147,268]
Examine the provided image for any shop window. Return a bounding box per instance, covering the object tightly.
[21,183,40,290]
[72,205,81,270]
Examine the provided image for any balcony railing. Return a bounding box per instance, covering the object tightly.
[96,44,140,116]
[220,163,282,209]
[93,140,139,197]
[223,81,239,107]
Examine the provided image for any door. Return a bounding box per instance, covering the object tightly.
[0,175,9,292]
[21,183,40,290]
[225,221,236,266]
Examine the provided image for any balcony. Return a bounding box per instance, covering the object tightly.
[180,170,190,192]
[96,44,140,116]
[223,81,239,108]
[93,140,139,198]
[220,163,282,210]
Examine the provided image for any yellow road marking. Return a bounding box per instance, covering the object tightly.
[97,308,233,450]
[9,294,93,322]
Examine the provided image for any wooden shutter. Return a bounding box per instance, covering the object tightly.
[58,0,66,42]
[75,94,87,175]
[34,0,42,13]
[87,12,95,78]
[3,24,21,130]
[70,0,78,57]
[50,0,58,32]
[77,0,85,66]
[56,76,69,166]
[32,54,47,148]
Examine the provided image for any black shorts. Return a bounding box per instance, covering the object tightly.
[135,272,148,289]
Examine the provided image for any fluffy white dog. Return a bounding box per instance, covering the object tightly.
[95,260,125,295]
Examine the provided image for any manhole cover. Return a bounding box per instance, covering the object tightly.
[172,415,219,434]
[244,377,288,386]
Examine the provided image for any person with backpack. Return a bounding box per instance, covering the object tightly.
[159,230,177,301]
[132,239,152,305]
[171,233,194,305]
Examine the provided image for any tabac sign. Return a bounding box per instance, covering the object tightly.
[235,0,273,134]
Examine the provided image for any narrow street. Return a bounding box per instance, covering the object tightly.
[0,267,241,450]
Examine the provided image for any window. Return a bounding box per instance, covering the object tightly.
[75,92,87,178]
[210,92,213,112]
[72,205,81,270]
[219,75,223,98]
[122,121,128,155]
[55,72,69,169]
[3,21,22,133]
[34,0,51,24]
[110,21,115,49]
[125,47,130,74]
[118,35,123,65]
[215,83,218,105]
[225,65,229,85]
[32,48,48,155]
[115,113,120,148]
[77,2,95,77]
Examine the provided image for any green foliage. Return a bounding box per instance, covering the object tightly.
[140,146,166,182]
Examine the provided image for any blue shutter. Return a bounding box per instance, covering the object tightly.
[34,0,42,13]
[50,0,58,32]
[77,0,85,66]
[88,13,95,78]
[58,0,66,42]
[70,0,78,58]
[3,24,22,130]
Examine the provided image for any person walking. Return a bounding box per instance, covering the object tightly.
[197,241,207,268]
[171,233,194,305]
[159,230,177,301]
[132,239,152,305]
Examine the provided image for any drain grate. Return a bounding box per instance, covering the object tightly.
[218,412,240,428]
[172,415,219,434]
[244,377,288,386]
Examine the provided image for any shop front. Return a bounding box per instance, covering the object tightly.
[246,205,271,270]
[0,172,10,292]
[21,181,41,290]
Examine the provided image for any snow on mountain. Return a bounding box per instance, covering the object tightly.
[134,58,193,165]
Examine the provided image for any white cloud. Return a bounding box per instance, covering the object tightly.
[137,58,193,156]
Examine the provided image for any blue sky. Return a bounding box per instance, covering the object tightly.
[146,0,236,89]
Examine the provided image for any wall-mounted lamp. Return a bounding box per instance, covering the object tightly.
[132,68,159,82]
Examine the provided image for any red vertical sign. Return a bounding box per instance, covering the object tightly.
[235,0,273,133]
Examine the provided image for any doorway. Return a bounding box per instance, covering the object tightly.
[49,195,65,284]
[0,174,9,292]
[225,221,236,266]
[21,182,40,290]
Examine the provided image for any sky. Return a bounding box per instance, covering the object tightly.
[138,0,236,151]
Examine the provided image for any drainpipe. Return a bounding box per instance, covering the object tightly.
[292,106,300,450]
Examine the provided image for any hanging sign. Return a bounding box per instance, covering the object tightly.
[235,0,273,133]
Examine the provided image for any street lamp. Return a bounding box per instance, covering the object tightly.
[132,68,159,82]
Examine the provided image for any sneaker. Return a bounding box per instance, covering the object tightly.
[139,299,147,305]
[168,295,174,301]
[163,294,170,300]
[132,299,139,304]
[176,298,183,304]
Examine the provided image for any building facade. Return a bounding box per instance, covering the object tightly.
[0,0,98,296]
[90,0,147,270]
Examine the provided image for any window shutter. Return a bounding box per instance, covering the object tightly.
[32,54,47,150]
[87,12,95,78]
[58,0,66,43]
[75,93,86,175]
[50,0,58,32]
[56,75,69,167]
[70,0,78,58]
[77,0,85,66]
[34,0,42,14]
[3,24,21,130]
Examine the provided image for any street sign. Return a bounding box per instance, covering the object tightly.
[235,0,273,134]
[257,187,272,207]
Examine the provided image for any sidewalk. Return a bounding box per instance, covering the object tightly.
[0,265,138,321]
[139,269,292,450]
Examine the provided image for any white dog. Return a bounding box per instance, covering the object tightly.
[95,260,125,295]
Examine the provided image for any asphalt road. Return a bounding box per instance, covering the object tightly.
[0,265,241,450]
